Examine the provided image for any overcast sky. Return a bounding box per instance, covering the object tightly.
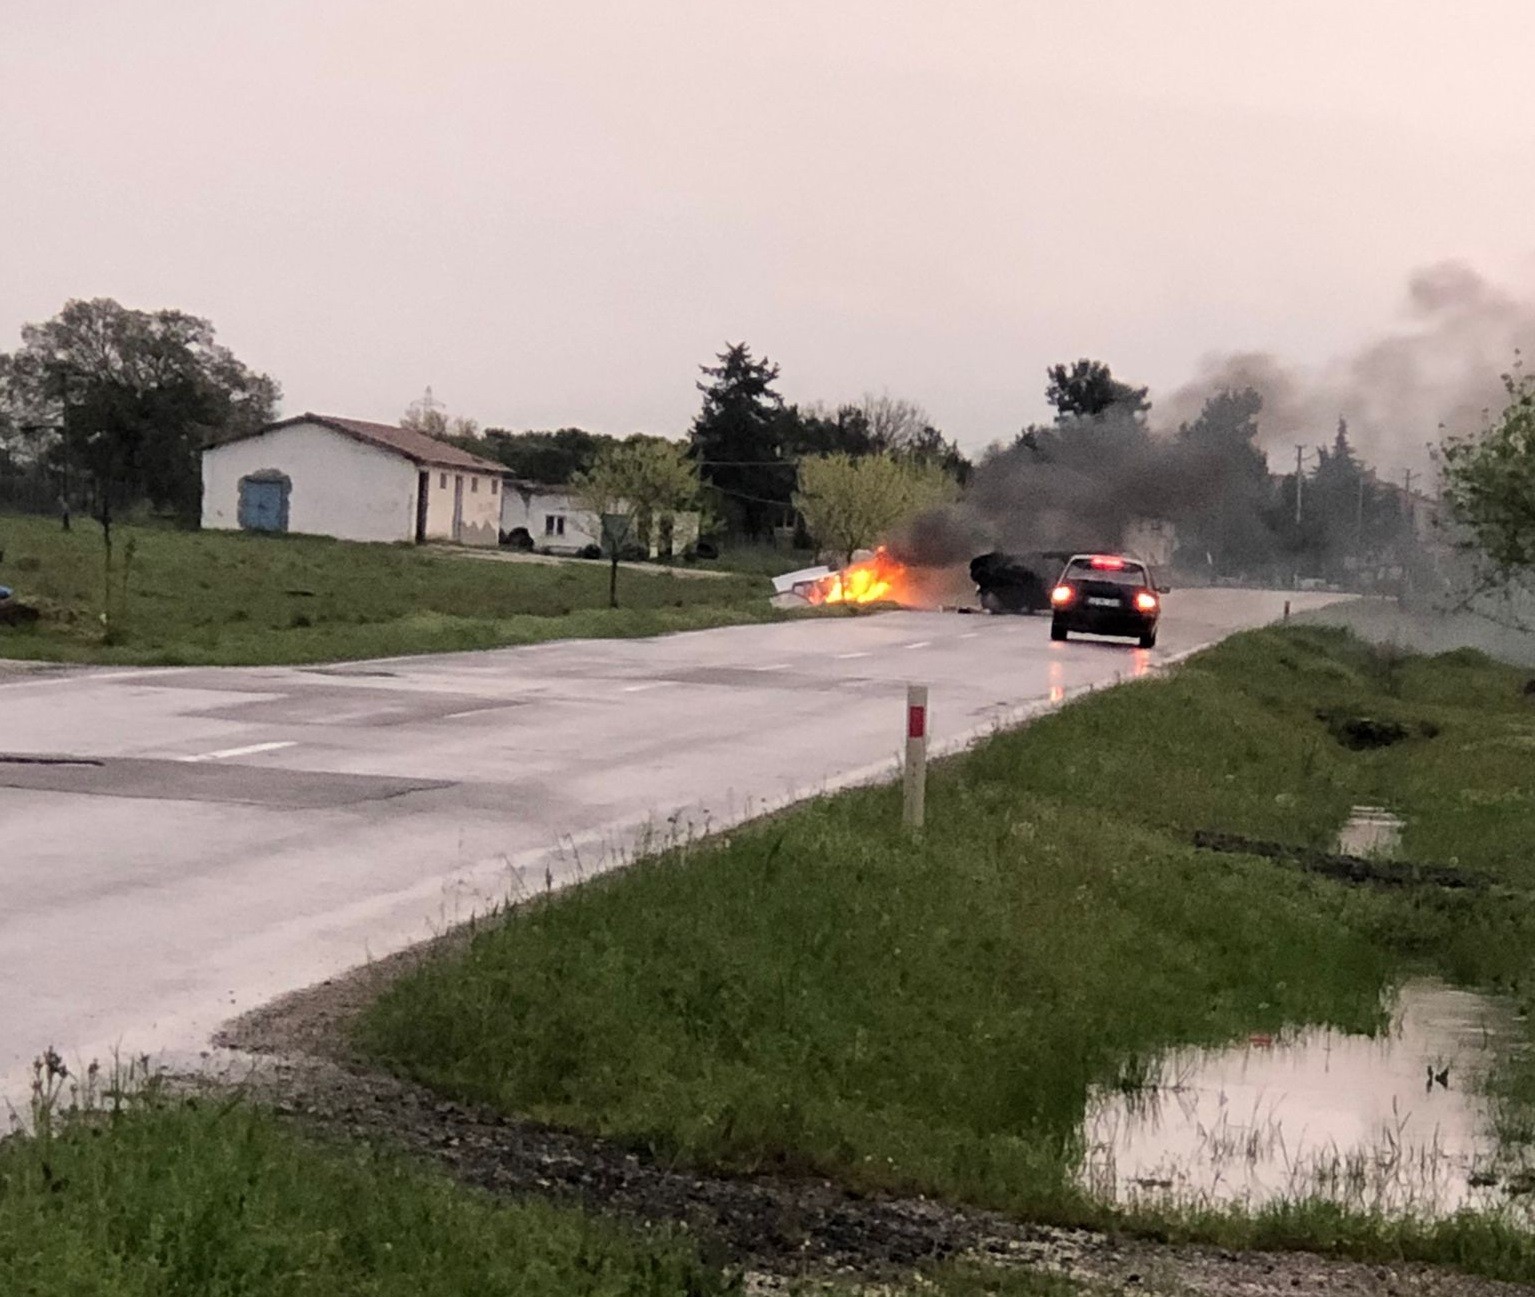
[5,2,1535,458]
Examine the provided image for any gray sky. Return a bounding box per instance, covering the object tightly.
[6,1,1535,464]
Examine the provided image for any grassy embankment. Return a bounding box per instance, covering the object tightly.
[0,512,782,666]
[357,626,1535,1282]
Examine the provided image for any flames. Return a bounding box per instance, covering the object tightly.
[802,548,908,606]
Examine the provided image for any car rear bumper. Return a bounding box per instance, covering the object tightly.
[1056,608,1157,637]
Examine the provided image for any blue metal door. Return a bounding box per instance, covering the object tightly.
[238,477,288,531]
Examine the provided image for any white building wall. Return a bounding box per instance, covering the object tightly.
[422,465,501,546]
[499,485,702,557]
[501,485,602,553]
[202,422,416,543]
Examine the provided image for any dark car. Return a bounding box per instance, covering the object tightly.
[1049,553,1166,648]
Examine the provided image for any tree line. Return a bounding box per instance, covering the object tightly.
[2,297,1532,605]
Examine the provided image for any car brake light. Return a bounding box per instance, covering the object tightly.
[1089,555,1125,570]
[1051,584,1075,606]
[1134,590,1158,612]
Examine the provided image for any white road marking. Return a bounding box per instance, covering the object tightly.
[444,709,489,719]
[753,663,789,672]
[905,641,931,650]
[621,682,676,693]
[959,632,979,639]
[835,651,872,660]
[177,741,296,764]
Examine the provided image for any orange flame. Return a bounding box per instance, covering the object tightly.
[803,549,908,606]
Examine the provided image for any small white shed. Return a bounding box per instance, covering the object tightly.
[202,413,505,546]
[499,481,701,557]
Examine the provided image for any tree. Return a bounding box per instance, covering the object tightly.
[781,403,876,459]
[1045,359,1149,421]
[401,399,478,442]
[1441,370,1535,580]
[1171,388,1277,575]
[571,437,699,607]
[401,404,449,437]
[483,427,616,484]
[858,392,972,481]
[793,452,957,565]
[689,343,792,541]
[2,298,276,533]
[860,393,931,449]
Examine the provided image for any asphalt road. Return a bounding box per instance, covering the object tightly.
[0,590,1345,1105]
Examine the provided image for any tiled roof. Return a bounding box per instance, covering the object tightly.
[221,413,506,473]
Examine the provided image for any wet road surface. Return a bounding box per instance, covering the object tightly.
[0,590,1345,1103]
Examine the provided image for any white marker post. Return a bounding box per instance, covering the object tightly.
[904,684,928,830]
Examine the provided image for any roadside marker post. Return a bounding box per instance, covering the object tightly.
[1283,599,1291,621]
[904,684,928,830]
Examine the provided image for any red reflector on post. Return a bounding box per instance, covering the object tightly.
[908,704,927,739]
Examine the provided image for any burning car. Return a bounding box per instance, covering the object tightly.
[1048,553,1165,648]
[771,549,911,607]
[967,550,1078,614]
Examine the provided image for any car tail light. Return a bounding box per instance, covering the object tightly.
[1089,555,1125,570]
[1134,590,1158,612]
[1051,584,1075,606]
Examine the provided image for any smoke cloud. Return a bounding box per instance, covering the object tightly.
[1161,259,1535,473]
[889,259,1533,575]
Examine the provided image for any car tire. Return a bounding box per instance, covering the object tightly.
[1050,620,1068,642]
[1138,628,1157,649]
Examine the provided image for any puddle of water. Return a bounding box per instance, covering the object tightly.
[1079,979,1527,1218]
[1336,804,1404,857]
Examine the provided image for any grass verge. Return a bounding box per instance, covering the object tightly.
[0,512,779,665]
[0,1068,726,1296]
[359,625,1535,1282]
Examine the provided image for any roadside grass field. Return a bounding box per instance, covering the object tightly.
[360,626,1535,1282]
[0,1072,1086,1296]
[0,512,776,665]
[0,1085,725,1297]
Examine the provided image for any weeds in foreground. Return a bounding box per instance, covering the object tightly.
[0,1052,727,1297]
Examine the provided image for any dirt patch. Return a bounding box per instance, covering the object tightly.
[1317,709,1439,750]
[206,945,1524,1296]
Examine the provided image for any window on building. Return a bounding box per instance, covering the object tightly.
[471,477,479,493]
[439,473,447,489]
[490,479,498,495]
[545,514,566,536]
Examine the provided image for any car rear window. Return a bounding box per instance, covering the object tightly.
[1064,558,1149,586]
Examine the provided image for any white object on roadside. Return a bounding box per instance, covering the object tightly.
[771,565,832,595]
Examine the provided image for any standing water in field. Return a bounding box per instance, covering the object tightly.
[1079,980,1527,1218]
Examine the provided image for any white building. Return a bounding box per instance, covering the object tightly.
[202,413,504,546]
[500,481,701,558]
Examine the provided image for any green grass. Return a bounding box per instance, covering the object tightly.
[359,626,1535,1281]
[0,1082,726,1296]
[0,512,778,665]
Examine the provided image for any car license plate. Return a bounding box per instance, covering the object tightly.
[1087,596,1119,607]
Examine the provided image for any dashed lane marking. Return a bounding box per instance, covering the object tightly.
[177,741,296,763]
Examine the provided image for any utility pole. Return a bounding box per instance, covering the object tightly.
[1402,469,1416,534]
[1294,445,1306,527]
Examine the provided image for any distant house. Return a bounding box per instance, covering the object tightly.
[499,481,700,558]
[201,413,504,546]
